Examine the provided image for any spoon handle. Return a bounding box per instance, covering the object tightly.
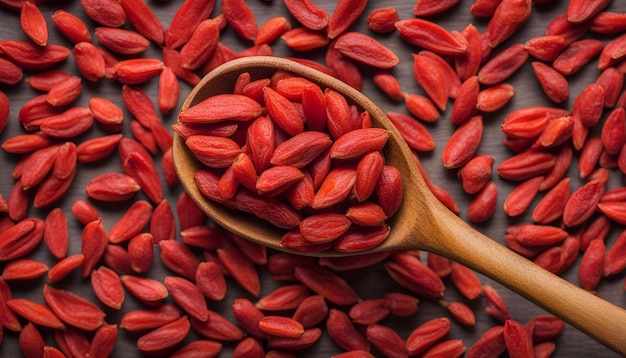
[421,214,626,355]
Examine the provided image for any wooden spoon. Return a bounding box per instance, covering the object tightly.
[173,56,626,355]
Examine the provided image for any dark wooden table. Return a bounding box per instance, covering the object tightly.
[0,0,624,356]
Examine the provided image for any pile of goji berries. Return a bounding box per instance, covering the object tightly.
[0,0,625,357]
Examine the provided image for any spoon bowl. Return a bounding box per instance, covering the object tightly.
[173,56,626,354]
[173,56,422,256]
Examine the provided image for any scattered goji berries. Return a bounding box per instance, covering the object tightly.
[0,0,625,357]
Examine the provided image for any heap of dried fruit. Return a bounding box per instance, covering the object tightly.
[181,73,401,253]
[0,0,625,356]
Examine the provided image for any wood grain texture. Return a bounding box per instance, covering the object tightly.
[0,0,624,357]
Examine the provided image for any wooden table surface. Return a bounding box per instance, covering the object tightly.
[0,0,625,356]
